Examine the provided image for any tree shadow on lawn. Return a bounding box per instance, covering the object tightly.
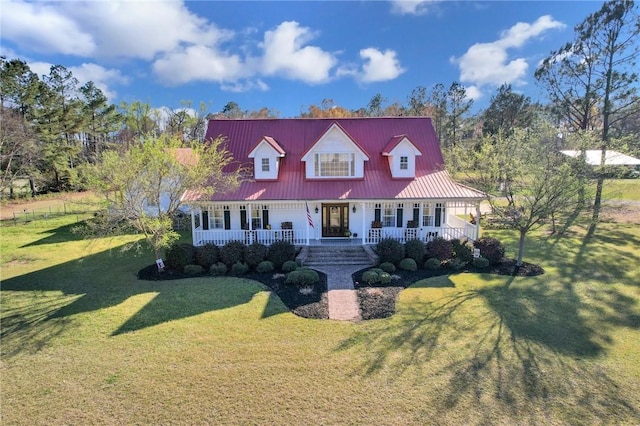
[337,274,639,422]
[19,221,90,247]
[1,245,289,358]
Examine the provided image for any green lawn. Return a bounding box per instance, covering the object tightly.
[606,178,640,201]
[1,215,639,424]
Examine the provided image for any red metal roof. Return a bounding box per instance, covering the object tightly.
[190,117,485,202]
[381,134,422,156]
[247,136,286,157]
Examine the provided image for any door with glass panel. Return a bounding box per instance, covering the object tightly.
[322,204,349,237]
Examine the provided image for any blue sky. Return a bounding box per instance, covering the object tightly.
[1,0,600,117]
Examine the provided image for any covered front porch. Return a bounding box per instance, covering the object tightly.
[189,200,481,247]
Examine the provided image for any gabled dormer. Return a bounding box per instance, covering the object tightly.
[300,122,369,179]
[247,136,285,180]
[382,135,422,178]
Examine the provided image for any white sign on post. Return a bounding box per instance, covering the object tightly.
[473,248,481,259]
[156,258,165,271]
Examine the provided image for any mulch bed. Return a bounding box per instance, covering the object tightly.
[138,258,542,321]
[138,265,329,319]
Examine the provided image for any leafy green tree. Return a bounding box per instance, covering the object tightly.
[535,0,640,228]
[86,135,243,259]
[445,82,473,147]
[482,84,534,136]
[457,123,590,266]
[33,65,86,191]
[79,81,122,162]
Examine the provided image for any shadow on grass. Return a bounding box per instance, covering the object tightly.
[1,244,288,357]
[337,226,640,422]
[19,222,88,247]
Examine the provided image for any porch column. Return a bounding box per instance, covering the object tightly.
[475,203,481,240]
[418,201,423,241]
[305,201,310,246]
[248,203,253,244]
[190,207,196,245]
[361,202,366,245]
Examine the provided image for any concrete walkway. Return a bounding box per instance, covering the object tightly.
[314,265,363,321]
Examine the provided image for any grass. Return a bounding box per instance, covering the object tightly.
[1,214,639,424]
[606,178,640,201]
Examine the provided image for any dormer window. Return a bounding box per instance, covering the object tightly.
[301,122,369,179]
[400,156,408,170]
[314,153,356,177]
[382,135,422,179]
[247,136,285,180]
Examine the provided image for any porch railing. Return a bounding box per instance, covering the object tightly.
[363,226,473,245]
[193,225,476,247]
[194,229,306,246]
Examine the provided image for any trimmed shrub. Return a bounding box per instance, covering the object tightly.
[379,262,396,273]
[244,242,267,270]
[376,238,405,265]
[209,262,228,276]
[220,240,245,267]
[256,260,274,273]
[362,269,381,285]
[165,243,196,272]
[285,268,320,286]
[379,272,392,284]
[473,256,490,269]
[447,258,466,271]
[399,258,418,271]
[452,239,473,264]
[405,239,426,264]
[184,264,204,275]
[267,240,296,270]
[231,262,249,275]
[282,260,298,273]
[474,237,505,265]
[425,237,453,261]
[424,257,441,270]
[194,243,219,269]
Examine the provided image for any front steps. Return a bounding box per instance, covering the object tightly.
[301,245,375,267]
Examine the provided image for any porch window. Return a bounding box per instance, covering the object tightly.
[208,209,224,229]
[422,203,434,226]
[382,203,395,227]
[400,156,408,170]
[261,158,270,172]
[314,153,355,177]
[251,207,263,229]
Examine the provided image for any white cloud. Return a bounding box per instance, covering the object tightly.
[452,15,565,88]
[464,85,483,101]
[389,0,440,15]
[359,48,405,83]
[260,21,337,84]
[1,0,95,55]
[1,0,230,60]
[64,1,231,60]
[28,61,128,101]
[152,45,247,85]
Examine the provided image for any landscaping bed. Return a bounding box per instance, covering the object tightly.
[139,258,542,321]
[138,265,329,319]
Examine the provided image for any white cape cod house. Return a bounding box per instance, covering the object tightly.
[183,117,485,246]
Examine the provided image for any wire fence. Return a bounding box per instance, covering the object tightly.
[3,203,96,225]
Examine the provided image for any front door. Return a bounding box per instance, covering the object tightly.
[322,203,349,237]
